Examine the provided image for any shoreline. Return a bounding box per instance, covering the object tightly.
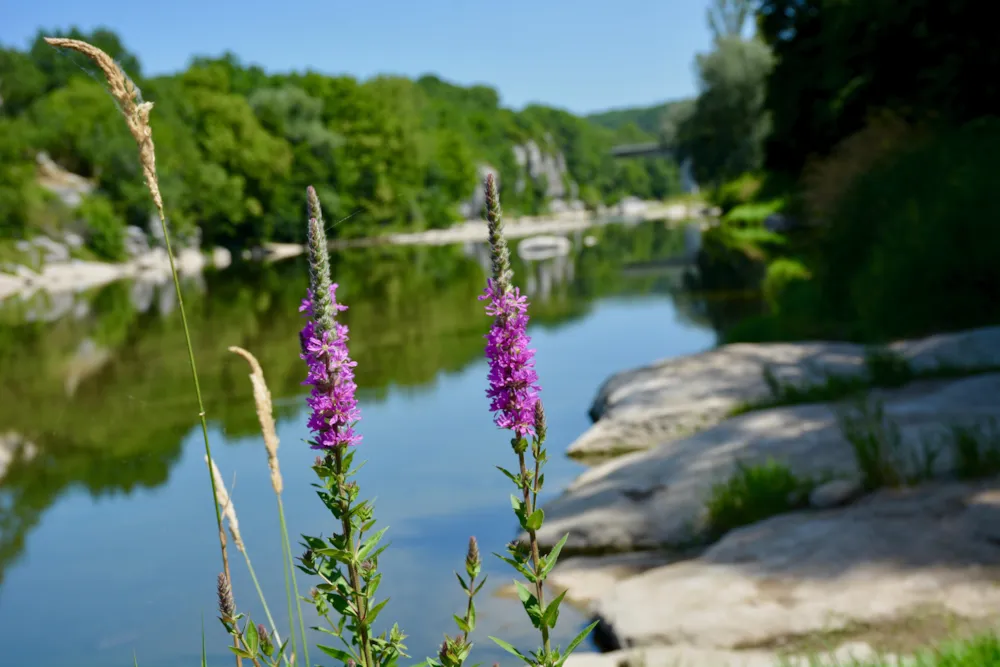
[0,246,233,303]
[263,200,711,257]
[547,325,1000,667]
[0,200,710,303]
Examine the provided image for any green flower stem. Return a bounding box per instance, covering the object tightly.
[333,446,376,667]
[517,450,550,657]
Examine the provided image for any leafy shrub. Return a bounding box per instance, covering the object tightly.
[722,198,786,227]
[801,110,918,225]
[77,193,128,261]
[762,257,811,310]
[823,118,1000,339]
[711,172,763,213]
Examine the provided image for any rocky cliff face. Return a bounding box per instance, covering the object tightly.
[458,138,583,219]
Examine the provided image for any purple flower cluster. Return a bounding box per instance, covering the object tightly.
[300,283,362,449]
[480,278,541,437]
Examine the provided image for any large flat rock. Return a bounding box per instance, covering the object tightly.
[592,479,1000,652]
[535,374,1000,552]
[572,326,1000,457]
[564,641,885,667]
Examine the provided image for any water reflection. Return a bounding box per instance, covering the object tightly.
[0,219,747,666]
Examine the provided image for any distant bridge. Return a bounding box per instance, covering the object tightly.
[609,142,674,158]
[609,142,699,194]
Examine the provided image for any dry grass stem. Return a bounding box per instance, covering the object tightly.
[229,346,283,494]
[207,456,245,553]
[43,37,163,212]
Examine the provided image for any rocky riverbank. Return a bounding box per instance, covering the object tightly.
[546,326,1000,667]
[261,198,711,258]
[0,245,233,302]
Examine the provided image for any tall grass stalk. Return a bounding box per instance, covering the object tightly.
[207,456,291,664]
[230,346,311,667]
[43,36,240,665]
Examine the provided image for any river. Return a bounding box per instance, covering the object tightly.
[0,219,751,666]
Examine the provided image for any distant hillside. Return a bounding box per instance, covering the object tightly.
[587,98,695,141]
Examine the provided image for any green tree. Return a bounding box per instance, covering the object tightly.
[757,0,1000,174]
[678,36,774,185]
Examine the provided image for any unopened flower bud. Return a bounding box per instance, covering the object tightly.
[534,400,547,443]
[216,572,235,620]
[258,624,273,655]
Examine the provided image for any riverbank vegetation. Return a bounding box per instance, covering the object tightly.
[0,29,683,259]
[666,0,999,345]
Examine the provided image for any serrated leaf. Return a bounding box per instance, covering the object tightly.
[317,643,356,663]
[556,621,601,667]
[357,526,390,562]
[543,590,568,628]
[540,533,570,578]
[489,636,532,664]
[525,508,544,531]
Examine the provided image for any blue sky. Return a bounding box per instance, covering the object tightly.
[1,0,714,114]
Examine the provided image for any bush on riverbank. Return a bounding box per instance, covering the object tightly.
[721,118,1000,344]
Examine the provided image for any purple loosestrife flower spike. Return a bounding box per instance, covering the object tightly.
[300,192,362,449]
[480,278,541,437]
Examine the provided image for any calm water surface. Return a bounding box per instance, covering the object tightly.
[0,220,740,666]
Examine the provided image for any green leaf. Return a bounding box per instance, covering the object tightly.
[200,614,207,667]
[229,646,254,659]
[496,466,521,487]
[314,546,353,564]
[455,572,469,592]
[368,597,391,626]
[542,590,568,628]
[243,618,260,657]
[513,581,543,626]
[454,615,470,633]
[488,636,532,664]
[493,553,536,581]
[472,576,488,596]
[358,526,390,562]
[556,621,601,667]
[540,533,570,578]
[317,643,356,664]
[510,494,523,514]
[525,508,545,531]
[467,600,477,632]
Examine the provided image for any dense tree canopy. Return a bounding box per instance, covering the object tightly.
[0,28,683,253]
[757,0,1000,175]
